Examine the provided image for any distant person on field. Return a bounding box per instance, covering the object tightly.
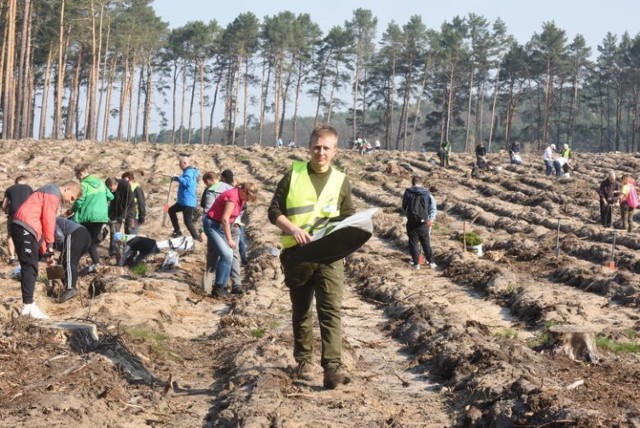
[402,176,437,270]
[542,143,556,176]
[2,175,33,264]
[618,175,637,232]
[268,124,355,390]
[475,141,489,170]
[598,171,620,228]
[509,140,522,164]
[69,163,113,271]
[438,141,451,168]
[11,181,82,319]
[168,154,200,240]
[121,171,146,234]
[559,143,572,159]
[553,156,572,177]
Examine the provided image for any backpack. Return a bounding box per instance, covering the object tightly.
[627,185,638,209]
[407,192,429,223]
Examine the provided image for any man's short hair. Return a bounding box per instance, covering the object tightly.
[14,175,27,184]
[121,171,135,181]
[73,163,90,177]
[203,171,215,182]
[105,177,118,189]
[221,169,234,184]
[309,124,338,147]
[411,176,423,186]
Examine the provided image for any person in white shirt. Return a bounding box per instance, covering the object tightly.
[542,144,556,176]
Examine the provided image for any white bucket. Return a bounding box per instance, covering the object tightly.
[466,244,483,257]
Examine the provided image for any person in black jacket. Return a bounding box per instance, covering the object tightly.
[598,171,620,228]
[2,175,33,264]
[121,171,146,234]
[402,176,438,270]
[106,177,136,257]
[475,142,488,169]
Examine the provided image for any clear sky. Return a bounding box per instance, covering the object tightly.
[152,0,639,53]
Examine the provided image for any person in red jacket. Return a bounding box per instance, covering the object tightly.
[10,181,82,319]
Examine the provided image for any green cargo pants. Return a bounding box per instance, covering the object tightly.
[281,249,344,370]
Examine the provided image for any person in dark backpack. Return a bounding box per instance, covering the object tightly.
[402,176,437,270]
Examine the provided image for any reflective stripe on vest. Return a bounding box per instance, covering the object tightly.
[281,161,345,249]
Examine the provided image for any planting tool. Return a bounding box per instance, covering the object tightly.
[161,179,174,227]
[608,230,617,270]
[555,218,561,257]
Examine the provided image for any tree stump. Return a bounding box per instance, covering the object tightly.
[549,324,599,363]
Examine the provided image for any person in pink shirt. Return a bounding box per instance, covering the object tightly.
[204,182,258,297]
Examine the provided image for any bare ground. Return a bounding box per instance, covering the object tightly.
[1,140,640,427]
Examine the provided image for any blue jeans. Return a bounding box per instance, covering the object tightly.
[544,159,554,176]
[203,216,233,287]
[238,225,248,265]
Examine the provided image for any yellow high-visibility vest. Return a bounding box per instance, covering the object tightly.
[281,161,345,249]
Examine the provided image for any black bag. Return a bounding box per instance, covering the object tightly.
[407,193,429,223]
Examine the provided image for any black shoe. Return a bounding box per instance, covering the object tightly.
[231,286,244,295]
[59,288,78,303]
[171,230,182,238]
[8,257,17,265]
[212,284,228,298]
[323,365,351,390]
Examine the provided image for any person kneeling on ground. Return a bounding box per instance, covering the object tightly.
[54,217,92,302]
[113,232,194,267]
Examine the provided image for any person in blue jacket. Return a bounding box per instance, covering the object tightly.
[168,154,200,240]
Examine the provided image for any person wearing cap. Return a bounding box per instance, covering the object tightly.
[542,143,556,176]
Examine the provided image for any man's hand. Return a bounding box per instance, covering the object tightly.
[290,226,313,245]
[426,220,433,228]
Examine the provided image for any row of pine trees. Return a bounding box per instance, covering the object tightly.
[1,1,639,152]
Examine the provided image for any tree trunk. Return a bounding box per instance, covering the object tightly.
[186,63,198,144]
[464,65,474,152]
[2,0,17,139]
[53,0,66,140]
[142,64,153,143]
[133,66,144,143]
[258,60,271,146]
[206,68,223,144]
[65,48,83,140]
[102,56,117,142]
[96,18,111,142]
[179,64,187,143]
[199,60,205,144]
[17,0,33,138]
[39,48,54,139]
[242,57,250,147]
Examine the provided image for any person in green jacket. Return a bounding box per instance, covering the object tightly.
[68,163,113,270]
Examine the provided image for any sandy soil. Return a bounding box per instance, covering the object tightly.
[1,139,640,427]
